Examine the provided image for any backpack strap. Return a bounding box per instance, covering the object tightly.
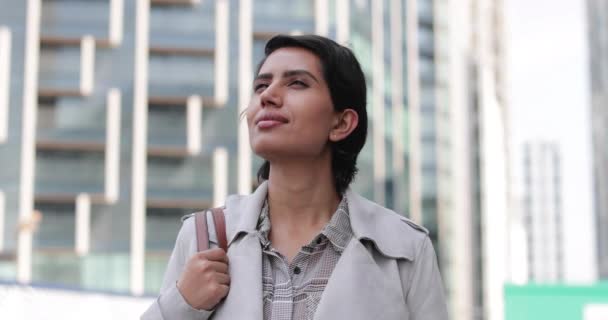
[210,208,228,251]
[194,208,228,252]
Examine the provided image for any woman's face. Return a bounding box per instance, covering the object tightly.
[247,47,337,161]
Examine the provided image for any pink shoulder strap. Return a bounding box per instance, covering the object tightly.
[194,208,227,252]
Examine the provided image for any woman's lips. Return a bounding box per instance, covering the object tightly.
[254,112,289,129]
[257,120,286,129]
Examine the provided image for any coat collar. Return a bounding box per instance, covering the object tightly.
[344,189,427,261]
[225,181,269,245]
[224,181,428,261]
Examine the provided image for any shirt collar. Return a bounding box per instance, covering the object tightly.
[318,197,352,252]
[226,181,427,261]
[255,195,353,253]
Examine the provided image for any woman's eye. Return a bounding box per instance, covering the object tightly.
[254,83,268,92]
[290,80,308,87]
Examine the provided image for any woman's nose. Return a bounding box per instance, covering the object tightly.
[260,84,282,108]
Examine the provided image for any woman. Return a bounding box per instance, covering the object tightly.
[142,34,448,320]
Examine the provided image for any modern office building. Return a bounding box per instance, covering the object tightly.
[0,0,510,319]
[434,0,510,319]
[521,142,564,282]
[587,0,608,280]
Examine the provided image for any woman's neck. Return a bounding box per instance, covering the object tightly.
[266,155,340,231]
[265,155,341,262]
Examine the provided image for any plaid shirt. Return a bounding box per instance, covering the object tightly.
[255,196,353,320]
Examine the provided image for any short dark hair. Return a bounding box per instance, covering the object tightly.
[255,34,368,195]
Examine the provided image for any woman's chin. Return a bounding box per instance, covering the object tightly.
[251,136,290,152]
[251,139,329,162]
[251,144,284,160]
[252,146,308,161]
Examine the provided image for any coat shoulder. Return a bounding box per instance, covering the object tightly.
[396,214,429,235]
[348,192,429,261]
[375,205,430,246]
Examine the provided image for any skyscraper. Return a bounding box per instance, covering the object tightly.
[522,142,564,282]
[0,0,510,319]
[435,0,510,319]
[588,0,608,279]
[0,0,434,292]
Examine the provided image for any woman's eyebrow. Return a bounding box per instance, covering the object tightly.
[254,70,320,83]
[254,73,273,82]
[283,70,319,83]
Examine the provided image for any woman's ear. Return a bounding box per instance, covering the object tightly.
[329,109,359,142]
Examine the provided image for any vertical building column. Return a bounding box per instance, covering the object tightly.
[130,0,150,296]
[215,0,229,106]
[371,0,386,206]
[335,0,350,45]
[213,148,228,207]
[479,83,507,320]
[238,0,252,195]
[315,0,329,37]
[105,89,121,204]
[80,35,95,96]
[75,193,91,256]
[108,0,124,47]
[0,191,5,251]
[591,0,608,280]
[17,0,41,284]
[0,27,10,144]
[186,95,202,156]
[406,0,422,223]
[390,0,406,215]
[477,0,507,319]
[445,0,474,318]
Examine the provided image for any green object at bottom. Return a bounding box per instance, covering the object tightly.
[504,283,608,320]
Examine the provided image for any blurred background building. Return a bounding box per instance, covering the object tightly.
[438,0,510,319]
[521,142,564,282]
[0,0,527,319]
[587,0,608,280]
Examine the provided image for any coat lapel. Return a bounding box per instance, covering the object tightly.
[211,182,416,320]
[313,239,408,320]
[212,233,264,319]
[211,182,268,320]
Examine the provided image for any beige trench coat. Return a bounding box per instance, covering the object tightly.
[142,182,448,320]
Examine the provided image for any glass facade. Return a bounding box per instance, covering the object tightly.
[522,142,564,282]
[587,0,608,279]
[0,0,458,306]
[418,0,440,241]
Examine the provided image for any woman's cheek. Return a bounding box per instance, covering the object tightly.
[245,107,256,127]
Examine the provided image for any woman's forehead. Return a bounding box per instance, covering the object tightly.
[259,47,323,76]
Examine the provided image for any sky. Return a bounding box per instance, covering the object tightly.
[506,0,597,281]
